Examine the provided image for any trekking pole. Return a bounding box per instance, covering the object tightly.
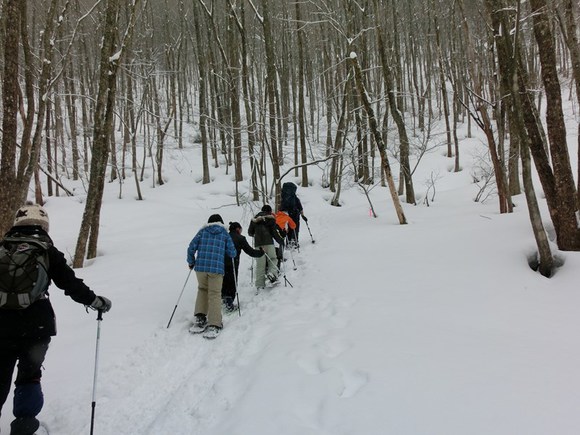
[263,250,293,288]
[166,269,192,328]
[90,309,103,435]
[250,241,255,282]
[280,246,296,285]
[232,261,241,317]
[280,247,289,281]
[287,245,297,270]
[304,220,315,244]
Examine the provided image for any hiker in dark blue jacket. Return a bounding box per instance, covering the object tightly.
[280,182,307,248]
[187,214,236,339]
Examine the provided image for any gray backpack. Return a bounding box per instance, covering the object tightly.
[0,236,50,309]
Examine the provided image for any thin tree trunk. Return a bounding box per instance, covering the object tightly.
[350,55,407,225]
[261,0,282,203]
[373,0,415,204]
[296,1,308,188]
[193,9,210,184]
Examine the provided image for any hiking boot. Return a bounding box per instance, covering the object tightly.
[202,325,222,340]
[10,417,39,435]
[266,273,279,284]
[223,298,235,312]
[189,314,207,334]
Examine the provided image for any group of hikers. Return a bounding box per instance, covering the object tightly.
[0,182,306,434]
[186,182,307,339]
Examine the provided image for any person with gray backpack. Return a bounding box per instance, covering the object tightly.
[0,203,111,435]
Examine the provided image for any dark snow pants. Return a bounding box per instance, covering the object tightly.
[0,337,50,420]
[287,212,300,245]
[222,257,239,301]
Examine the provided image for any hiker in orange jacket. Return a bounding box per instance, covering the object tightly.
[273,210,296,269]
[274,210,296,238]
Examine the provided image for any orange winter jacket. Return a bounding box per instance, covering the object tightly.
[274,211,296,233]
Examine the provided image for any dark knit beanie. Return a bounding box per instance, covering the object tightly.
[229,222,242,232]
[208,214,224,224]
[261,204,272,213]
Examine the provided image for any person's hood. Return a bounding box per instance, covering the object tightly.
[252,213,275,224]
[282,182,297,195]
[200,222,227,234]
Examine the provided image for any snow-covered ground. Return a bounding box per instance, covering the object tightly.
[1,119,580,435]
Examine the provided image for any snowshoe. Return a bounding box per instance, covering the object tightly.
[266,273,279,284]
[189,314,207,334]
[222,297,236,313]
[202,325,222,340]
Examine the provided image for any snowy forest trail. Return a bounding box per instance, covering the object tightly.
[66,214,329,434]
[3,172,579,435]
[71,194,580,433]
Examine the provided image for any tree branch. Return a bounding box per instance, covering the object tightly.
[277,154,338,184]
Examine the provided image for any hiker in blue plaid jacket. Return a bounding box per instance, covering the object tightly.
[187,214,236,335]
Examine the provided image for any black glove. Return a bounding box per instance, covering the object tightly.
[90,296,112,313]
[188,263,195,270]
[302,215,308,222]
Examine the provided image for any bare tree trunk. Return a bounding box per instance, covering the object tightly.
[261,0,282,203]
[229,0,259,200]
[227,14,243,186]
[435,15,452,158]
[45,105,53,197]
[458,0,511,214]
[125,66,143,200]
[0,0,21,234]
[329,81,349,193]
[561,0,580,206]
[65,64,80,180]
[507,113,521,196]
[296,1,308,188]
[350,55,407,225]
[373,0,415,204]
[193,8,210,184]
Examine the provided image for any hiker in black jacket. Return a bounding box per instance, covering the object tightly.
[221,222,264,311]
[0,203,111,435]
[247,205,284,291]
[280,182,307,248]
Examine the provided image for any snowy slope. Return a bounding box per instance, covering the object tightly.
[2,124,580,435]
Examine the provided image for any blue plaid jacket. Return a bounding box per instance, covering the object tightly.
[187,223,237,274]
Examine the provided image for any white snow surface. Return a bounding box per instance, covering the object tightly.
[2,124,580,435]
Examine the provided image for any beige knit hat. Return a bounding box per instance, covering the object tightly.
[13,202,50,232]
